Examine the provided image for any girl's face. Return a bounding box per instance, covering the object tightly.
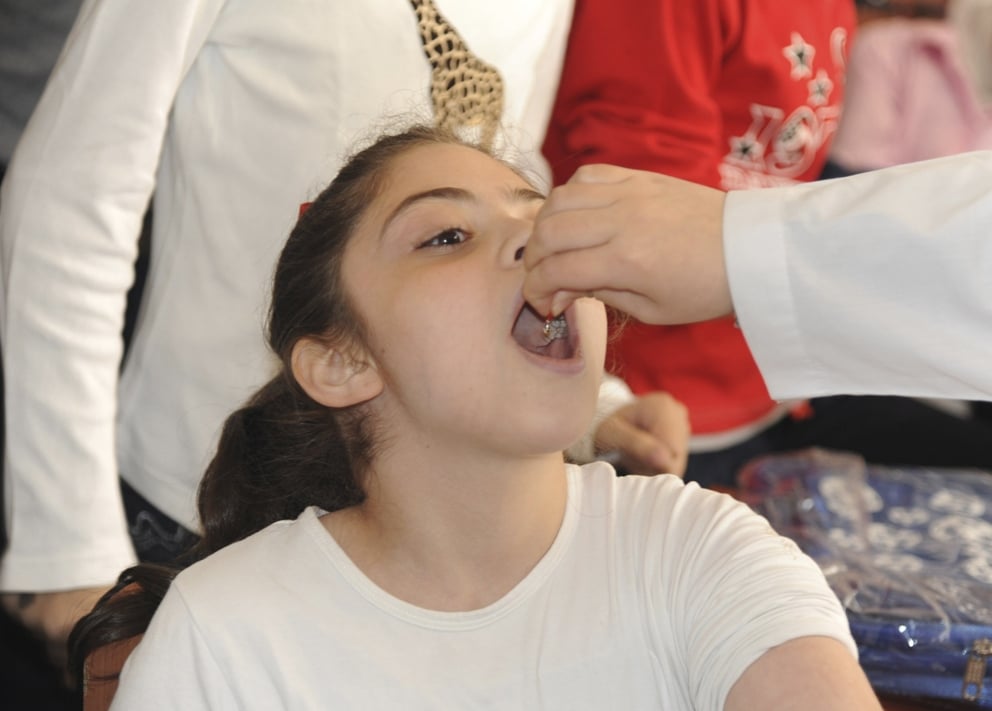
[341,142,607,459]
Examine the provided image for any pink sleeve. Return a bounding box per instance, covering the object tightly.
[829,21,907,170]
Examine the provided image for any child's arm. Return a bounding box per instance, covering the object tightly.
[726,635,882,711]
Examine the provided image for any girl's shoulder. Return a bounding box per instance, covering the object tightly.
[570,461,773,560]
[172,507,329,600]
[571,461,750,522]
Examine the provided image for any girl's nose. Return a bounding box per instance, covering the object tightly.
[501,217,531,267]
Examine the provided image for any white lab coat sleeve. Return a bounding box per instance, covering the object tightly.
[724,150,992,402]
[0,0,226,591]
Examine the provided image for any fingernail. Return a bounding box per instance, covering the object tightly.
[653,446,674,469]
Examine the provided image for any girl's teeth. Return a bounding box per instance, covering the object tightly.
[542,314,568,343]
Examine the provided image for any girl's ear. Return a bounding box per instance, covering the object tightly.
[291,337,383,408]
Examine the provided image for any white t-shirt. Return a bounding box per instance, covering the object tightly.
[110,462,855,711]
[726,150,992,402]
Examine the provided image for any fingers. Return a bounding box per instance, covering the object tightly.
[526,173,636,269]
[2,588,107,673]
[622,392,690,476]
[526,201,616,271]
[526,165,732,326]
[522,244,608,316]
[524,241,661,322]
[650,440,687,477]
[1,591,38,627]
[607,418,680,474]
[595,409,685,475]
[524,170,655,317]
[524,200,635,316]
[568,163,644,186]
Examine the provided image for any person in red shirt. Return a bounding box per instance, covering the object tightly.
[544,0,992,485]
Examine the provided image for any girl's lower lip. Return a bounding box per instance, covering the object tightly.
[515,340,586,375]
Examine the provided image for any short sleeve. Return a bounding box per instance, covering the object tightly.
[637,481,855,711]
[110,584,237,711]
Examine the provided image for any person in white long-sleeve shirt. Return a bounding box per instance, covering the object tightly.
[523,150,992,402]
[0,0,693,691]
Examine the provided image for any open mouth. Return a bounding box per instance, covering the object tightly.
[511,303,575,360]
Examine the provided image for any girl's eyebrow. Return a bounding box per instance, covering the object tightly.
[382,185,546,234]
[511,186,547,204]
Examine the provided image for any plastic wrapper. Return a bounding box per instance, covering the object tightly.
[738,448,992,706]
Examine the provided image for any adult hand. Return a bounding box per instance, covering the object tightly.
[2,587,108,673]
[595,392,690,476]
[524,164,732,325]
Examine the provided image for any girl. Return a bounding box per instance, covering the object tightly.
[73,126,881,710]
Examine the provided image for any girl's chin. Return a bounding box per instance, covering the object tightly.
[527,420,599,459]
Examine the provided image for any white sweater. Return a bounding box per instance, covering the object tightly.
[0,0,574,590]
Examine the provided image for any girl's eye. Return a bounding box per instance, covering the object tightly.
[419,227,469,249]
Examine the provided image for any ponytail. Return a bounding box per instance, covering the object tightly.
[196,374,369,556]
[69,372,372,682]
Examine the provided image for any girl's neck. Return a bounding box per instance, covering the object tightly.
[323,448,569,611]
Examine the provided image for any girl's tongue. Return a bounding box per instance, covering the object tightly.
[512,305,573,359]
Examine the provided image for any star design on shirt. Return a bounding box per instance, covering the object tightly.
[783,32,815,80]
[807,69,833,106]
[728,134,762,164]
